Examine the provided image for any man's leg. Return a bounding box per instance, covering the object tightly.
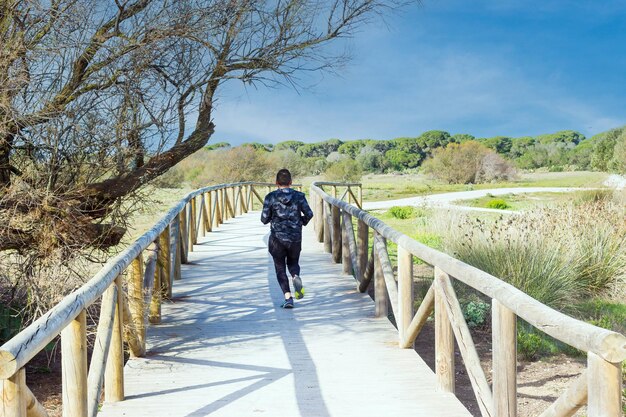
[285,240,301,278]
[286,241,304,299]
[269,236,292,298]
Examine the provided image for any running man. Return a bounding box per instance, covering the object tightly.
[261,169,314,308]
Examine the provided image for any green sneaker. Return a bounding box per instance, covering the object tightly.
[293,275,304,300]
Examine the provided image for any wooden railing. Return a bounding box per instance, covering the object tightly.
[0,182,285,417]
[310,181,625,417]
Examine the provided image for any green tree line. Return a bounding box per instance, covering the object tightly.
[201,127,624,174]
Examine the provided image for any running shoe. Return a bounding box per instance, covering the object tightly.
[281,297,294,309]
[292,275,305,300]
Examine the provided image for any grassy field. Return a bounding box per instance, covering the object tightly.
[455,190,610,211]
[350,171,610,202]
[121,186,193,244]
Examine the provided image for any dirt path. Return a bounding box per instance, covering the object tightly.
[363,187,587,213]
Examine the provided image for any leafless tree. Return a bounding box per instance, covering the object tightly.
[0,0,416,257]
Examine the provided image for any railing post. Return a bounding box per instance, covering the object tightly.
[238,185,244,215]
[341,212,352,274]
[188,201,196,251]
[179,207,188,263]
[358,184,363,208]
[434,266,455,394]
[492,300,517,417]
[373,233,388,318]
[331,204,341,263]
[587,352,622,416]
[315,192,324,243]
[219,188,225,222]
[127,254,146,357]
[323,201,332,253]
[397,246,413,347]
[247,185,254,211]
[105,275,124,402]
[357,220,368,284]
[171,215,182,281]
[2,367,26,417]
[61,309,87,417]
[205,192,213,233]
[159,226,172,299]
[199,194,206,237]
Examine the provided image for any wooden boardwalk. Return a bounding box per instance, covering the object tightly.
[98,212,471,417]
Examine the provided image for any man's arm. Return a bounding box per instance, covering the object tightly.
[261,194,272,224]
[300,195,314,226]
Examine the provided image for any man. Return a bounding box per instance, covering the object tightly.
[261,169,314,308]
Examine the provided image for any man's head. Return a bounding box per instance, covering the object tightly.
[276,169,292,187]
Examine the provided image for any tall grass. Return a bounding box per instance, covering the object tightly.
[435,198,626,310]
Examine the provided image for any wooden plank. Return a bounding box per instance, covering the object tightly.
[492,300,517,417]
[25,385,48,417]
[373,233,388,318]
[341,212,352,274]
[97,214,471,417]
[127,254,146,357]
[105,275,124,402]
[1,367,26,417]
[358,244,375,293]
[436,270,493,417]
[357,220,368,285]
[315,192,324,243]
[179,207,188,263]
[397,246,413,348]
[159,227,171,299]
[435,268,455,395]
[343,211,360,282]
[61,309,88,417]
[323,202,332,253]
[204,192,212,233]
[374,233,399,316]
[587,352,622,416]
[188,201,196,251]
[402,283,435,348]
[87,284,117,417]
[171,216,181,281]
[331,205,341,263]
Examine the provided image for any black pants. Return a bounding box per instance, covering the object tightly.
[268,235,301,296]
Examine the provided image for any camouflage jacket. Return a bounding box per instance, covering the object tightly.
[261,188,314,242]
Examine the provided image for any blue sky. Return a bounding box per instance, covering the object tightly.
[211,1,626,146]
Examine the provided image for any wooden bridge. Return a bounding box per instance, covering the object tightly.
[1,182,625,417]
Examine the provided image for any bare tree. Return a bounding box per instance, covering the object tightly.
[0,0,416,256]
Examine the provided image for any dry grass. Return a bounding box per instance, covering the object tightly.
[436,197,625,309]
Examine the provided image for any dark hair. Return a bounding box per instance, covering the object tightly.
[276,169,292,186]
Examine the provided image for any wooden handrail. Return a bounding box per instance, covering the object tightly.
[0,182,277,380]
[0,181,289,417]
[310,182,626,363]
[311,181,625,417]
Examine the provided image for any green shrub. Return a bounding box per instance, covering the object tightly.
[573,299,626,334]
[324,159,363,182]
[0,304,21,345]
[485,198,510,210]
[517,328,559,360]
[463,301,490,328]
[389,206,415,219]
[412,231,443,250]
